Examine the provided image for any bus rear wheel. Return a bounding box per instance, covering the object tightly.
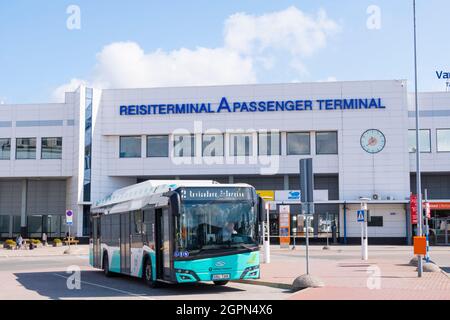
[103,253,113,277]
[143,257,158,288]
[213,281,229,286]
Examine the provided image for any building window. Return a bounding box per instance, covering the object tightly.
[287,132,310,155]
[173,134,195,157]
[16,138,36,159]
[437,129,450,152]
[84,88,93,202]
[202,134,224,157]
[147,135,169,157]
[316,131,338,155]
[230,133,253,156]
[0,138,11,160]
[258,132,280,156]
[41,137,62,159]
[368,216,383,227]
[408,129,431,153]
[0,216,10,237]
[120,136,142,158]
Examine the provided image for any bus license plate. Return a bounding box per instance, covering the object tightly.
[212,274,230,281]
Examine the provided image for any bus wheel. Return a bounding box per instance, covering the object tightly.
[143,258,158,288]
[213,281,229,286]
[103,253,112,277]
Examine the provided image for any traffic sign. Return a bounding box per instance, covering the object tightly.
[66,210,73,225]
[357,210,365,222]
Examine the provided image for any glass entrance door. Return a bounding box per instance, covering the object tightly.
[433,218,449,245]
[92,217,101,268]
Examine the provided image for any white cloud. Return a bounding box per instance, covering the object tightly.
[317,76,337,82]
[91,42,256,89]
[52,6,340,101]
[52,78,87,102]
[224,6,340,57]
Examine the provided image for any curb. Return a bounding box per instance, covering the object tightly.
[233,279,293,290]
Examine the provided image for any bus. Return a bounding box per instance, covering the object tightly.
[90,180,263,287]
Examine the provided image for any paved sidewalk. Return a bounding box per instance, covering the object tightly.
[252,245,450,300]
[0,245,89,257]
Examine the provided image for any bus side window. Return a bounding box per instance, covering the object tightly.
[101,215,112,246]
[143,209,155,246]
[133,211,143,235]
[111,214,120,247]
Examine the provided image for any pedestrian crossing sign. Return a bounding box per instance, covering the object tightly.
[357,210,365,222]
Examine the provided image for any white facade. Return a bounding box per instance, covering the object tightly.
[0,80,449,242]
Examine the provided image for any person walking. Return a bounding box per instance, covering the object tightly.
[42,233,47,246]
[16,235,23,250]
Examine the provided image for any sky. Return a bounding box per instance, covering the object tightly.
[0,0,449,104]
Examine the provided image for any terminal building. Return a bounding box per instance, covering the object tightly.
[0,80,449,245]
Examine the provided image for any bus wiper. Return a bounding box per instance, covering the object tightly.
[230,243,255,250]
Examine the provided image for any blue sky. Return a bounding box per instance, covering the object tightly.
[0,0,448,104]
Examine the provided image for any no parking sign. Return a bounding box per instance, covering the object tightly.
[66,210,73,225]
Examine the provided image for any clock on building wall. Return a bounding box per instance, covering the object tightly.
[360,129,386,154]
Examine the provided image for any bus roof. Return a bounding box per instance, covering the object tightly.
[91,180,254,214]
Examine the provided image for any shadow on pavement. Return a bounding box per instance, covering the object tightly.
[13,270,245,300]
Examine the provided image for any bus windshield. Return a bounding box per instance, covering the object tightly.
[175,188,258,257]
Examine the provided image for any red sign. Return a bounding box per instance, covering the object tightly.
[425,202,431,219]
[428,202,450,210]
[410,194,418,224]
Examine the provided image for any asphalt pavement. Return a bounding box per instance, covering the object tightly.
[0,255,291,300]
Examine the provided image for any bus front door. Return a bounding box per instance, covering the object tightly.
[156,208,171,280]
[120,213,131,275]
[92,216,101,268]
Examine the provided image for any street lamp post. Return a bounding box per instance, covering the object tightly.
[413,0,424,278]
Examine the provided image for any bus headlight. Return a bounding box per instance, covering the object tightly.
[176,269,200,282]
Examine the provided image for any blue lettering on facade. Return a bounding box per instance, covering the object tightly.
[119,96,387,115]
[217,97,231,113]
[436,71,450,79]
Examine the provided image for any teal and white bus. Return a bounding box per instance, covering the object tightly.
[90,180,262,287]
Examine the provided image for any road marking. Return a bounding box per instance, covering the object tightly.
[52,273,155,300]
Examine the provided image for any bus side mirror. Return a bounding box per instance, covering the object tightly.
[169,193,181,217]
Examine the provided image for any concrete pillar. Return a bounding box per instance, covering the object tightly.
[20,179,27,237]
[283,175,289,190]
[141,135,146,158]
[281,132,287,156]
[9,215,13,238]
